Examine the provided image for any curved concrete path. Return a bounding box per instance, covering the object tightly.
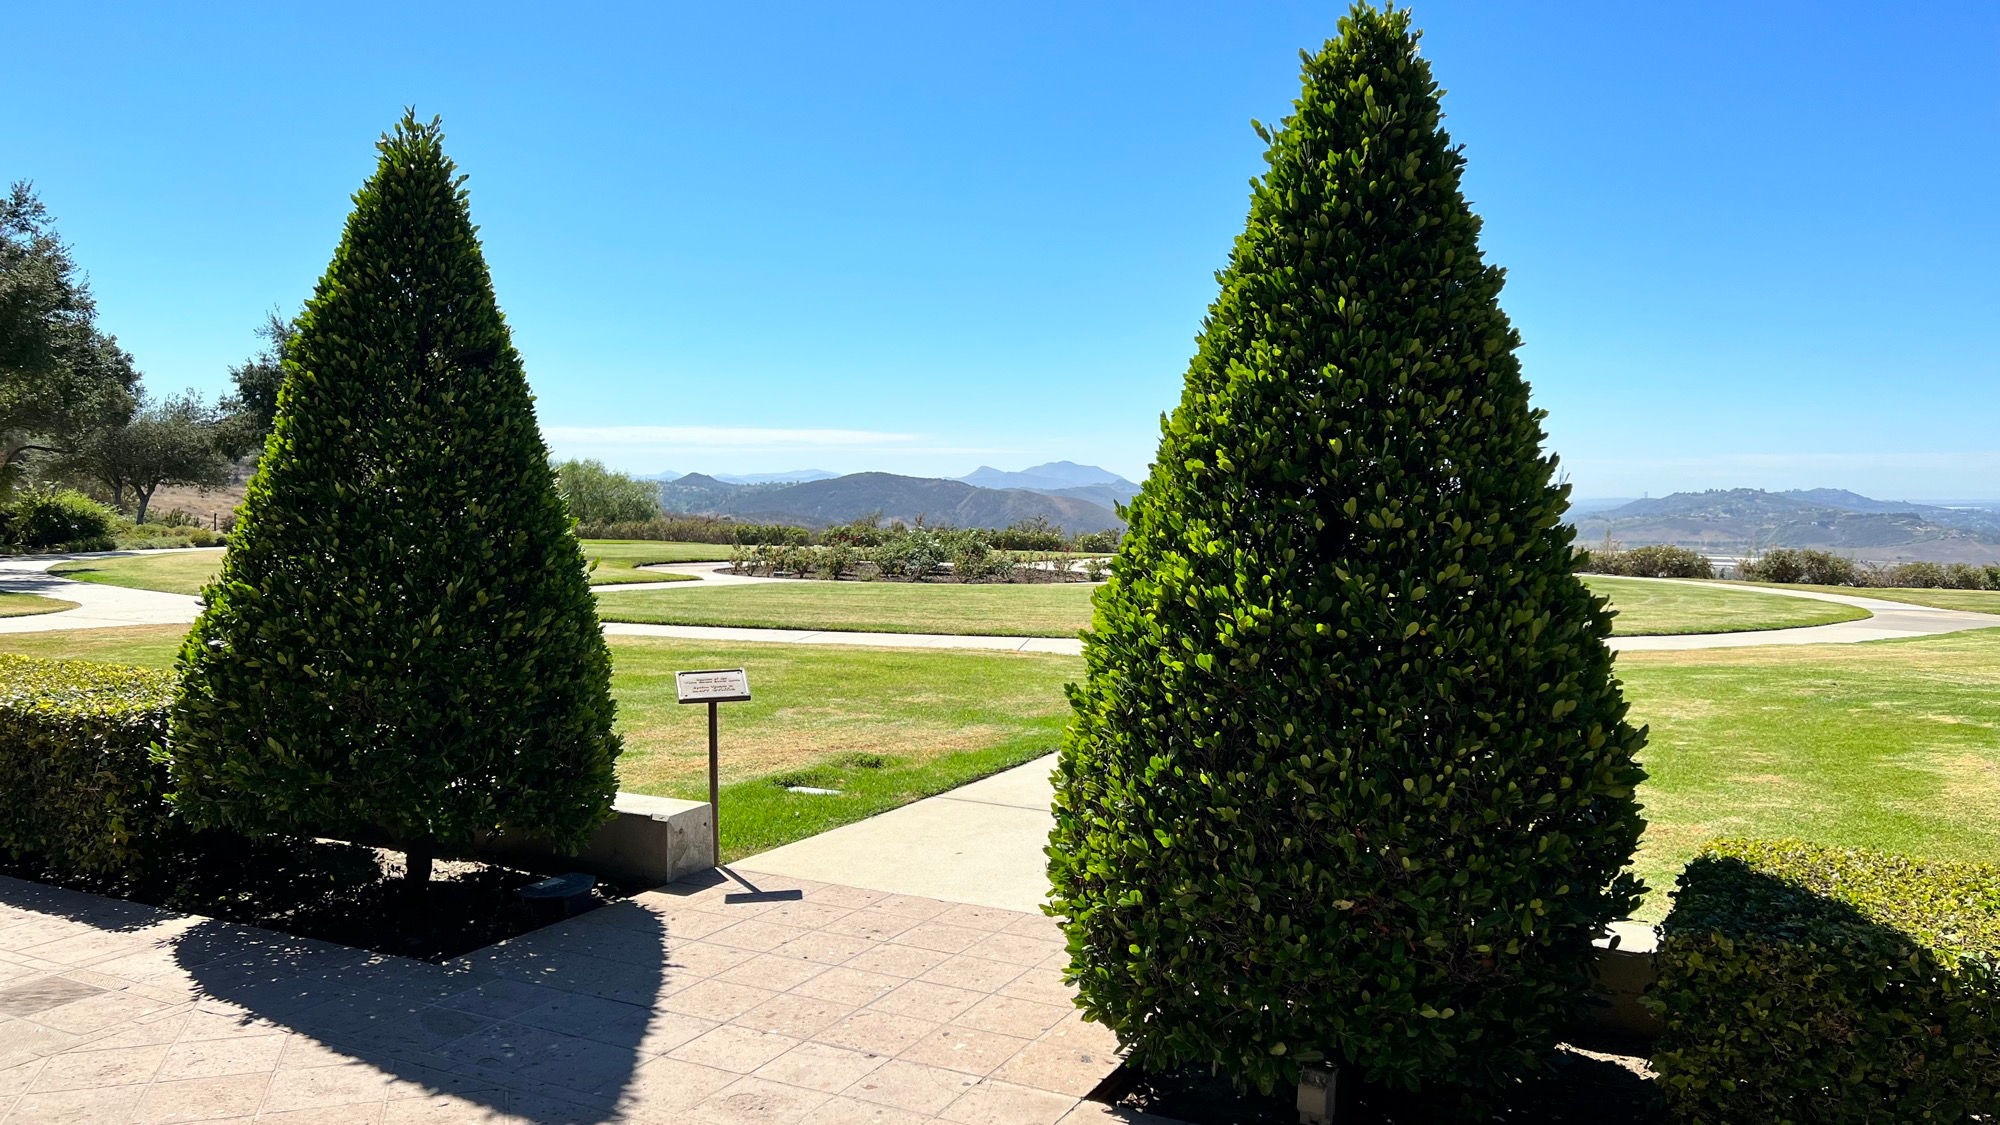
[5,552,1999,653]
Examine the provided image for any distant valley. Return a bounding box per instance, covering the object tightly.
[1570,488,2000,563]
[654,461,1139,534]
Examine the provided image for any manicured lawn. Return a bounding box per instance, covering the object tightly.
[50,549,223,596]
[0,624,1077,863]
[596,581,1098,638]
[1730,580,2000,615]
[1617,626,2000,919]
[15,616,1997,899]
[580,539,728,584]
[0,592,76,617]
[45,540,722,595]
[1582,575,1868,635]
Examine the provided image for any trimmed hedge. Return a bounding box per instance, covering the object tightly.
[0,654,177,875]
[1649,838,2000,1123]
[1581,543,1714,579]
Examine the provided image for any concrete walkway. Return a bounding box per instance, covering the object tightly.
[0,869,1145,1124]
[742,760,1062,915]
[1606,579,2000,652]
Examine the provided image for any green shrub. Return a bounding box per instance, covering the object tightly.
[168,115,620,883]
[2,487,116,549]
[1880,560,1949,589]
[1741,549,1862,586]
[1943,562,1993,590]
[1071,529,1122,554]
[1586,543,1714,579]
[0,654,177,875]
[1049,5,1647,1098]
[1649,838,1999,1122]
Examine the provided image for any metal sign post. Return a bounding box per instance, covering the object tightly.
[675,668,751,866]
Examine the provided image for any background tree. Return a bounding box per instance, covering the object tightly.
[68,391,231,521]
[169,114,621,885]
[214,310,296,457]
[1048,4,1647,1099]
[553,457,660,524]
[0,182,140,494]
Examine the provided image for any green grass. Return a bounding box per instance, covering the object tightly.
[0,623,1076,863]
[14,614,1998,900]
[1582,575,1869,635]
[596,581,1098,637]
[50,549,223,596]
[1617,626,2000,919]
[1729,581,2000,615]
[45,540,724,595]
[0,592,77,618]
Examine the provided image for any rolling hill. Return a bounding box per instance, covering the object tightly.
[659,470,1124,533]
[1571,488,2000,563]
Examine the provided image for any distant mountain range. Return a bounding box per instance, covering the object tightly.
[1571,488,2000,563]
[656,461,1139,534]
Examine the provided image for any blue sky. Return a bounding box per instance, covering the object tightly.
[6,2,1995,498]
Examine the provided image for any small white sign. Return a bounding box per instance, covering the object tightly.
[676,668,751,704]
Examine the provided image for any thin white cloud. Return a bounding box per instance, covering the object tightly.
[543,425,921,448]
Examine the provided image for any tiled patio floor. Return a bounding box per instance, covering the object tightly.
[0,870,1164,1124]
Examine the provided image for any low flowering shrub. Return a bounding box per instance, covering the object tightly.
[1,488,117,550]
[1648,838,2000,1123]
[0,654,178,875]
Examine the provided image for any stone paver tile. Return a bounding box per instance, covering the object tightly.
[0,977,101,1019]
[634,1011,722,1057]
[179,1007,289,1043]
[704,919,812,953]
[10,933,150,969]
[750,1040,888,1094]
[659,940,756,979]
[791,966,904,1008]
[757,901,857,931]
[288,995,493,1057]
[665,1024,798,1073]
[510,991,649,1045]
[956,995,1072,1039]
[730,992,854,1039]
[820,910,919,943]
[27,1043,169,1092]
[771,930,878,966]
[941,1078,1078,1124]
[0,1058,44,1096]
[643,907,738,942]
[989,1018,1121,1098]
[869,980,984,1024]
[130,1072,271,1124]
[842,943,951,980]
[1053,1101,1185,1124]
[616,1055,736,1118]
[998,967,1077,1008]
[6,1083,145,1123]
[841,1057,978,1116]
[434,979,559,1022]
[810,1093,938,1125]
[713,953,830,993]
[932,905,1024,934]
[1003,914,1066,941]
[688,1075,830,1124]
[814,1010,940,1057]
[900,1024,1032,1076]
[276,1037,360,1071]
[437,1023,634,1100]
[156,1034,288,1080]
[252,1102,385,1124]
[378,1091,513,1123]
[81,1011,193,1052]
[258,1063,397,1114]
[889,924,988,955]
[785,883,886,911]
[657,979,777,1023]
[864,895,955,921]
[918,955,1028,995]
[965,931,1065,968]
[0,1019,80,1067]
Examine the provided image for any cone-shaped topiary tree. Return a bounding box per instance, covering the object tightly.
[169,113,619,883]
[1048,4,1647,1097]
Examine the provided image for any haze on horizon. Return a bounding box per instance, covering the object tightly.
[5,1,1993,501]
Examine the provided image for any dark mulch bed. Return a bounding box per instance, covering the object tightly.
[1,832,638,961]
[1095,1037,1663,1124]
